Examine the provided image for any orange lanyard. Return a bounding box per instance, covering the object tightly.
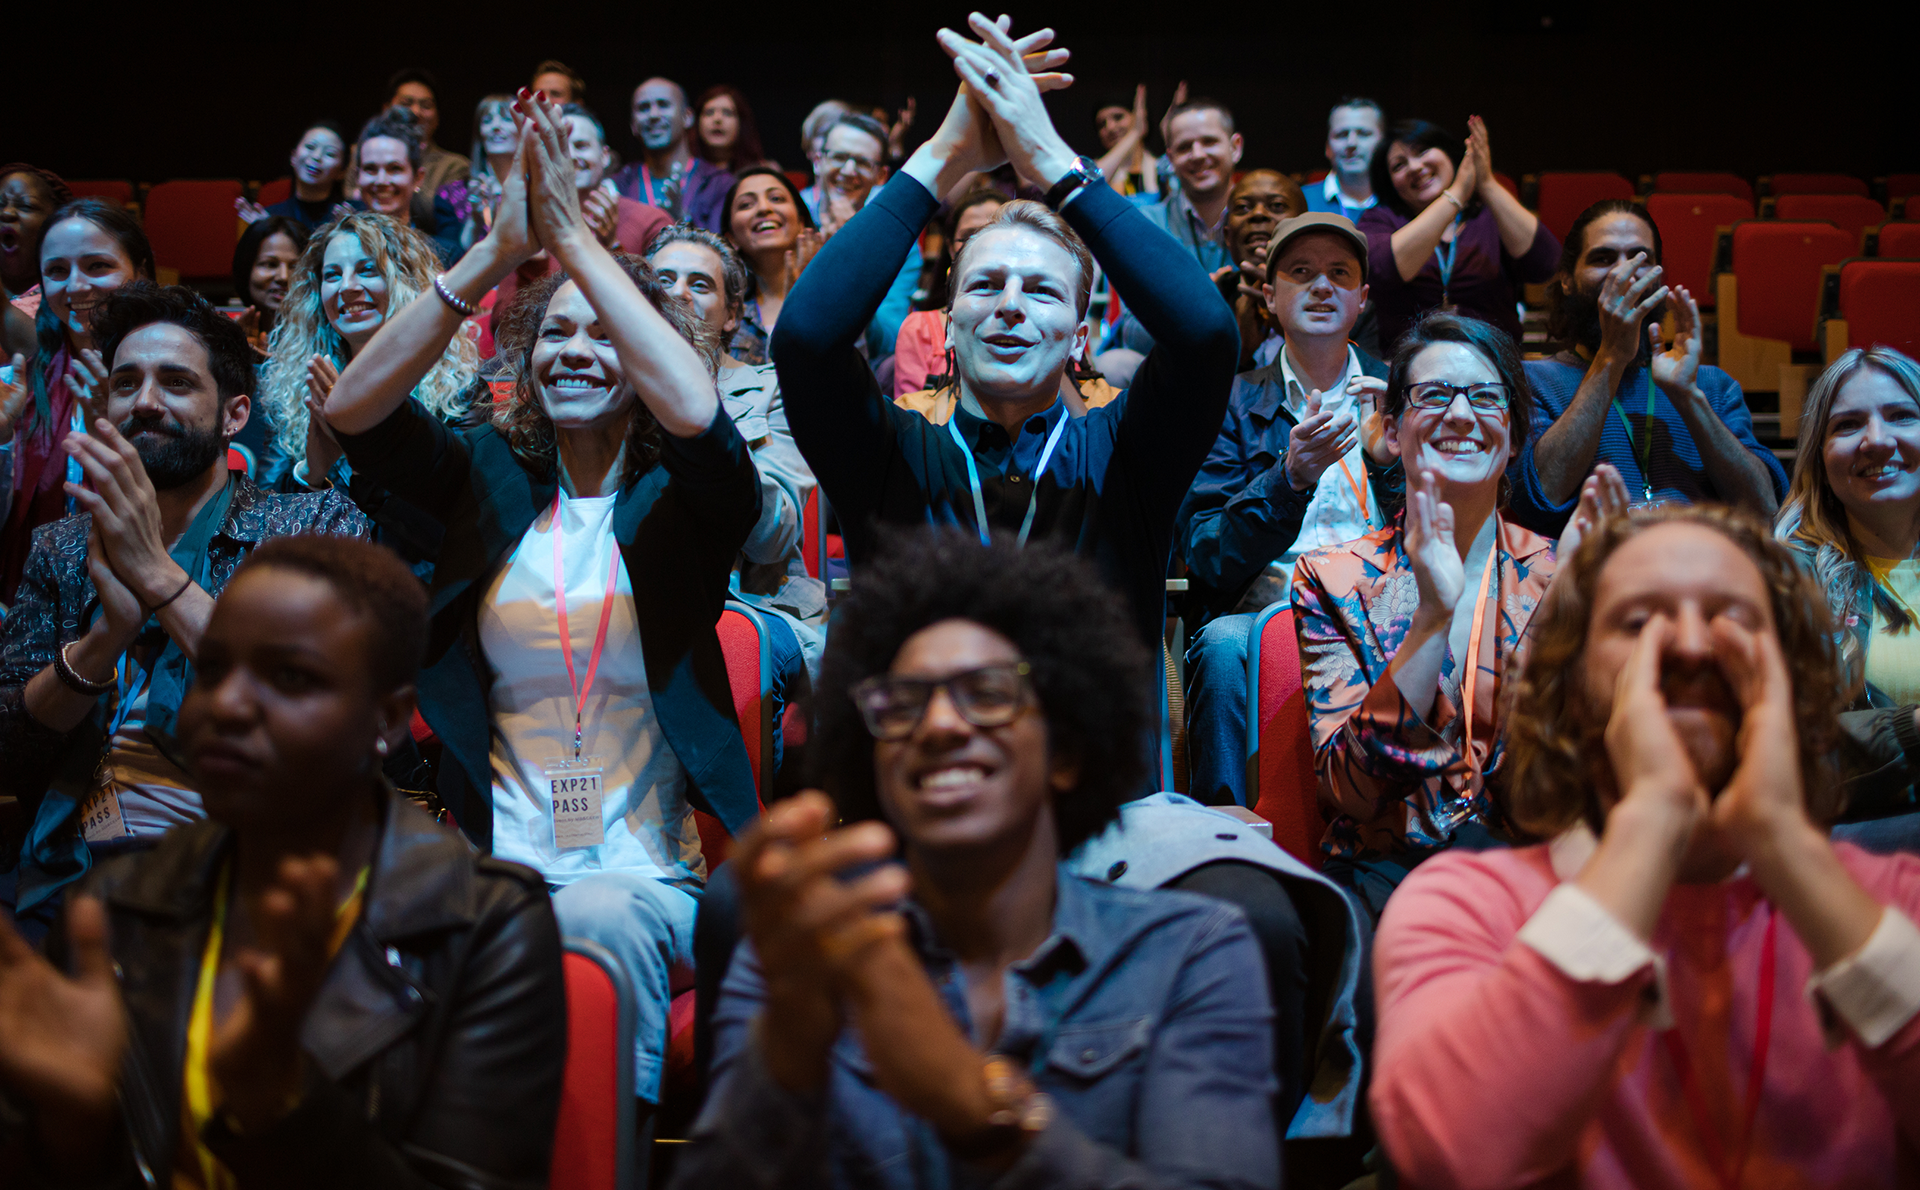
[1336,458,1370,527]
[1662,906,1778,1190]
[1458,524,1501,785]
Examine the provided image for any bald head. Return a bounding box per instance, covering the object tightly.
[631,78,691,151]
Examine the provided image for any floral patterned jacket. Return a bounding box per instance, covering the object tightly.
[1290,516,1558,860]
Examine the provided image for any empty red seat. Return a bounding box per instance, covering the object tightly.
[1534,172,1635,242]
[64,179,135,207]
[1878,222,1920,258]
[551,940,636,1190]
[256,177,292,206]
[1246,605,1323,869]
[1645,193,1753,310]
[1730,221,1855,351]
[1653,172,1753,203]
[143,179,245,279]
[1832,259,1920,357]
[1767,173,1869,197]
[1775,194,1886,246]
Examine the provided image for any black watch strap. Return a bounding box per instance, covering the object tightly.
[1044,157,1102,210]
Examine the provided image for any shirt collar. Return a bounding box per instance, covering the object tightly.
[1170,184,1224,243]
[1275,342,1364,419]
[950,394,1068,452]
[1321,172,1378,211]
[896,864,1098,979]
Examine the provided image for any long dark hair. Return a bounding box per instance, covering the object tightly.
[719,166,816,297]
[231,216,310,324]
[1370,119,1478,220]
[32,199,156,429]
[1543,199,1664,348]
[693,85,766,171]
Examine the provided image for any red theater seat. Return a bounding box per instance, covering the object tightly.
[1767,173,1869,197]
[1728,221,1854,351]
[1775,194,1887,247]
[551,940,636,1190]
[1823,259,1920,360]
[65,179,135,207]
[800,487,844,581]
[1246,605,1323,869]
[144,180,245,279]
[256,177,292,206]
[1534,172,1635,243]
[1887,175,1920,201]
[1877,222,1920,259]
[1652,172,1753,203]
[1645,193,1753,310]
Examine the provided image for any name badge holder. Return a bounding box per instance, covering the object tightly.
[81,653,153,844]
[546,491,622,852]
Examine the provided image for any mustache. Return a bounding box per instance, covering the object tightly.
[121,416,184,439]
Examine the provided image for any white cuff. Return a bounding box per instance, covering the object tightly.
[1519,883,1670,1027]
[1808,907,1920,1049]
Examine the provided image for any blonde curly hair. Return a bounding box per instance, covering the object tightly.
[258,212,476,458]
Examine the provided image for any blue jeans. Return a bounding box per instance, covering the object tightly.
[1832,810,1920,855]
[1186,613,1257,808]
[551,871,701,1103]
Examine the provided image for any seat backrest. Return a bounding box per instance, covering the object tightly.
[256,177,292,206]
[1653,172,1753,203]
[1535,171,1635,242]
[1645,193,1754,310]
[551,939,635,1190]
[1775,194,1886,246]
[1768,173,1869,197]
[1887,174,1920,201]
[1246,605,1323,869]
[699,601,772,866]
[143,179,245,278]
[65,179,134,206]
[799,486,843,582]
[1877,222,1920,259]
[1730,221,1855,350]
[1837,259,1920,358]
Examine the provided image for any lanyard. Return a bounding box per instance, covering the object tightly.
[944,412,1070,548]
[1434,214,1465,304]
[184,861,368,1190]
[640,164,657,207]
[1458,524,1501,786]
[1611,369,1658,502]
[550,492,623,760]
[1662,905,1778,1190]
[1336,459,1370,527]
[109,651,156,740]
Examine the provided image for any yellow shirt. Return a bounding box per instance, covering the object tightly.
[1864,556,1920,705]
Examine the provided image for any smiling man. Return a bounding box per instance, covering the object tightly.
[1179,213,1394,806]
[1139,97,1244,274]
[1305,98,1384,222]
[611,76,734,232]
[384,67,470,205]
[0,283,367,930]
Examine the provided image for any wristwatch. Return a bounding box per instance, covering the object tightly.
[945,1055,1055,1163]
[1044,156,1104,210]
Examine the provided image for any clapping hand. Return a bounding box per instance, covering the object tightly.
[1556,462,1629,561]
[1404,468,1465,623]
[938,15,1078,187]
[1465,116,1496,198]
[64,347,110,435]
[515,89,594,267]
[233,197,269,225]
[784,227,824,290]
[63,417,194,611]
[1649,285,1703,398]
[236,307,270,358]
[1350,376,1393,464]
[0,897,129,1167]
[1593,252,1669,364]
[887,97,918,162]
[0,351,29,444]
[581,186,620,249]
[1284,390,1361,492]
[303,354,344,485]
[207,856,343,1134]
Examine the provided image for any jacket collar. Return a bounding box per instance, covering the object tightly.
[104,782,479,942]
[219,474,276,545]
[1243,343,1367,424]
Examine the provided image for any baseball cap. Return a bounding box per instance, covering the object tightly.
[1264,212,1369,282]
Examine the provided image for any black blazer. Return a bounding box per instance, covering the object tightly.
[11,787,566,1190]
[338,399,763,853]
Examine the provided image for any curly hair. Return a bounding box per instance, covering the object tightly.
[484,252,712,481]
[1502,504,1845,840]
[1775,347,1920,699]
[258,212,476,460]
[809,528,1151,856]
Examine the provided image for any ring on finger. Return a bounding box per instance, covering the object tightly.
[983,68,1002,86]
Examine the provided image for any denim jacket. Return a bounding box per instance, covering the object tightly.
[676,866,1279,1189]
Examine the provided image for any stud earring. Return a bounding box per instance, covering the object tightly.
[375,736,390,757]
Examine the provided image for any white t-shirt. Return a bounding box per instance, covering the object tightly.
[478,492,704,886]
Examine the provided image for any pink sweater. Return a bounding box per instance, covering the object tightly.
[1372,840,1920,1188]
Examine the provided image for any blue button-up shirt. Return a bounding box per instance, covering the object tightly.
[677,867,1279,1189]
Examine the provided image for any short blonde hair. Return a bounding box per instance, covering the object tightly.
[947,199,1095,319]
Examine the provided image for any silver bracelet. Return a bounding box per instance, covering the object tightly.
[433,274,477,317]
[1440,190,1465,212]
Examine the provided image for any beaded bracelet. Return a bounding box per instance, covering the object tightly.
[433,274,477,317]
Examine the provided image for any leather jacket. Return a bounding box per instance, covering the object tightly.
[7,785,566,1190]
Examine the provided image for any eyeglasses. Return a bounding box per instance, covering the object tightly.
[823,151,880,176]
[1405,381,1509,411]
[850,662,1033,741]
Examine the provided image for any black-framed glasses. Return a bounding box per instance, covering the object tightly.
[1405,381,1509,411]
[850,662,1033,741]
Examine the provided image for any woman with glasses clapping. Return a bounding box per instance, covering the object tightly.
[1291,311,1627,919]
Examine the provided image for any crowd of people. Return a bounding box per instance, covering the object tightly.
[0,13,1916,1189]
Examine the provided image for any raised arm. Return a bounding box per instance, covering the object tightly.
[520,94,717,438]
[1652,288,1782,518]
[326,121,539,437]
[1464,117,1540,259]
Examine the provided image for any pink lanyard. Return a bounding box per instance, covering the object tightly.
[1662,906,1778,1190]
[550,491,623,759]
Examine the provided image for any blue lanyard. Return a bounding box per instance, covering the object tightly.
[944,410,1070,548]
[109,652,155,740]
[1434,214,1465,299]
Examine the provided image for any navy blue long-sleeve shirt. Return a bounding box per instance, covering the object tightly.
[774,172,1240,652]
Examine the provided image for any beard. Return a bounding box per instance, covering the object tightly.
[123,415,230,490]
[1559,282,1667,358]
